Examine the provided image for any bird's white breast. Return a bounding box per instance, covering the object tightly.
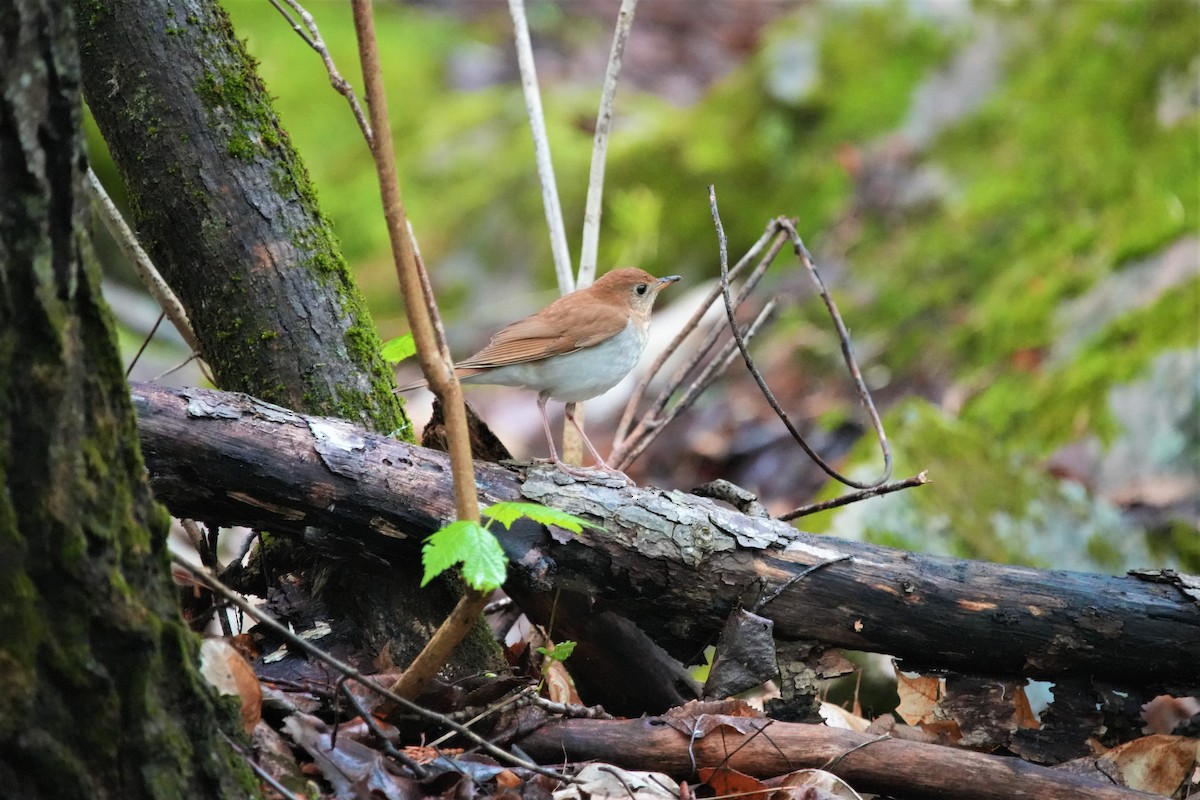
[462,320,647,402]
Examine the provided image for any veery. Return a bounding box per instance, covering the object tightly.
[398,268,680,476]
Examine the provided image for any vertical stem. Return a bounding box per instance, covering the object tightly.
[352,0,488,700]
[350,0,476,521]
[507,0,574,296]
[577,0,639,288]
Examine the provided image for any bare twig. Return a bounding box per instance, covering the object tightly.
[821,732,892,772]
[778,472,930,522]
[125,309,165,379]
[700,716,792,777]
[173,558,569,780]
[426,686,536,748]
[86,167,202,355]
[266,0,373,147]
[752,554,853,613]
[528,695,615,720]
[613,301,774,471]
[779,216,893,486]
[338,683,429,778]
[709,188,892,490]
[222,732,306,800]
[507,0,573,295]
[351,0,487,700]
[151,351,212,384]
[577,0,640,287]
[387,589,490,700]
[611,223,785,457]
[508,0,597,462]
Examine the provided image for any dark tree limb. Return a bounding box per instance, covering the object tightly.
[132,382,1200,691]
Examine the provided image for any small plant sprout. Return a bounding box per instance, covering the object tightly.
[420,501,602,593]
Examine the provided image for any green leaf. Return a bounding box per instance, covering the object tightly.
[482,501,603,534]
[536,640,576,663]
[421,520,507,591]
[380,333,416,364]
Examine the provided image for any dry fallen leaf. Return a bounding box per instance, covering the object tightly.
[1096,734,1200,795]
[199,637,262,734]
[894,671,943,726]
[552,764,678,800]
[769,768,864,800]
[698,766,769,800]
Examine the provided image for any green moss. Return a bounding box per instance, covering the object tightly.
[193,5,288,168]
[963,279,1200,451]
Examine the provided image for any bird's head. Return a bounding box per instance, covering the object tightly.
[592,267,681,320]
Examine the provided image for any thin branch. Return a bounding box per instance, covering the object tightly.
[151,351,212,384]
[779,217,894,487]
[709,187,892,490]
[426,686,535,748]
[351,0,487,700]
[223,732,306,800]
[507,0,573,295]
[173,558,569,780]
[613,302,774,471]
[86,167,202,355]
[577,0,639,287]
[350,0,474,525]
[821,732,892,772]
[386,588,490,700]
[777,472,929,522]
[528,694,614,720]
[125,309,165,379]
[264,0,313,46]
[338,683,429,778]
[612,222,784,453]
[266,0,373,147]
[752,554,852,613]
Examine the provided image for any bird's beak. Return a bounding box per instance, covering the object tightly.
[656,275,682,292]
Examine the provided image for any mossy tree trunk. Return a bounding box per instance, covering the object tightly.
[74,0,502,674]
[0,2,253,797]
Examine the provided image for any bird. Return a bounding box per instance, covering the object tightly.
[397,268,681,477]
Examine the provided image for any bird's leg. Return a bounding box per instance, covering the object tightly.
[536,393,565,465]
[535,395,630,483]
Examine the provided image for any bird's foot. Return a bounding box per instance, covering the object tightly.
[531,457,633,486]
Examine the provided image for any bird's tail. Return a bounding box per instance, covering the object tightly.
[393,367,486,394]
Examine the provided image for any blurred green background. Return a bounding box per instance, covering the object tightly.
[90,0,1199,574]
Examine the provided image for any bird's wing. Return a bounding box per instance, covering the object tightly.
[457,302,627,369]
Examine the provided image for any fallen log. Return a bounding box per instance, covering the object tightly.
[132,382,1200,690]
[515,713,1162,800]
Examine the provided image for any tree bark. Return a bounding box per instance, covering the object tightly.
[131,383,1200,692]
[75,0,504,676]
[0,3,250,797]
[74,0,400,428]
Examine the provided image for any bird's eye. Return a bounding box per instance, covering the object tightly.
[635,283,648,296]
